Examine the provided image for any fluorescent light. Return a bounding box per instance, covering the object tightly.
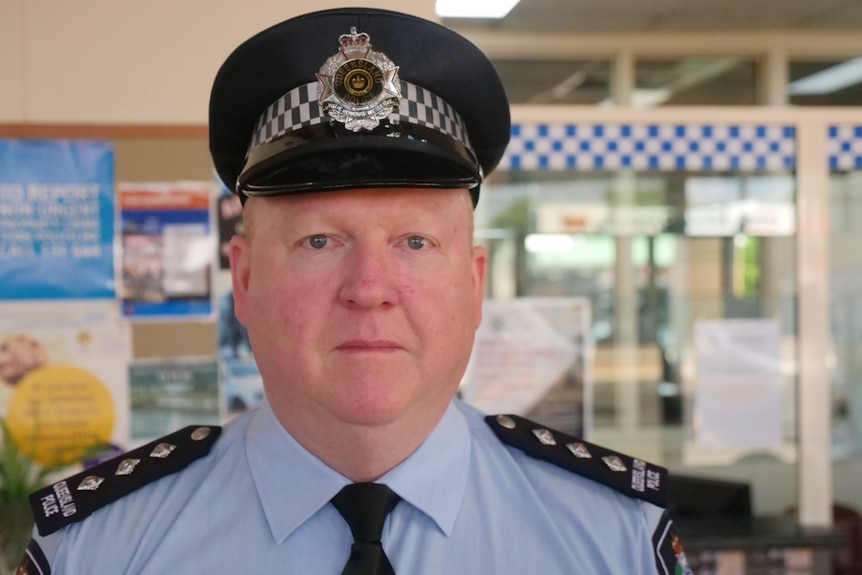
[436,0,520,18]
[524,234,577,253]
[788,57,862,96]
[631,88,672,108]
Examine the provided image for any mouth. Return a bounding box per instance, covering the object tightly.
[335,339,404,352]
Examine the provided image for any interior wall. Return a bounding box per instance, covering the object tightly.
[0,0,25,122]
[0,0,436,124]
[114,137,212,182]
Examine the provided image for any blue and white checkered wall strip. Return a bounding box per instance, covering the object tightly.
[501,123,797,172]
[829,125,862,171]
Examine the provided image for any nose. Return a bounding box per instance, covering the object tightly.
[338,243,396,309]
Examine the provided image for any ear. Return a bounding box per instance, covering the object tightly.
[471,245,488,328]
[228,234,251,325]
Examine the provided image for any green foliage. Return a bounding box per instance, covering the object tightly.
[0,420,107,571]
[491,197,531,233]
[0,418,61,504]
[743,235,761,297]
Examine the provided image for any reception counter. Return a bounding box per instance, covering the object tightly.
[675,516,847,574]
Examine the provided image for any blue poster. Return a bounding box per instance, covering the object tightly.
[0,140,115,300]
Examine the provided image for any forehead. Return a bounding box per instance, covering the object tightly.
[243,188,474,233]
[250,187,472,214]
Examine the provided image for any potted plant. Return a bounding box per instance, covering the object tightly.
[0,417,114,574]
[0,418,61,575]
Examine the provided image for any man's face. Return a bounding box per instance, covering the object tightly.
[229,188,486,431]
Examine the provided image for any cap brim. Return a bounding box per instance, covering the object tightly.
[240,122,481,201]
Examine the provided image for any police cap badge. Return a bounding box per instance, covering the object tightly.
[209,8,510,206]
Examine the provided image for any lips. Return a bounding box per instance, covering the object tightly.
[335,339,403,351]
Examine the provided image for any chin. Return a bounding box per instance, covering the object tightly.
[331,375,431,426]
[333,392,411,427]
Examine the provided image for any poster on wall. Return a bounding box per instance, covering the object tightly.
[693,318,784,450]
[462,297,593,439]
[215,272,264,417]
[217,193,243,270]
[0,139,115,300]
[0,301,131,468]
[129,359,221,443]
[119,182,215,319]
[214,191,264,416]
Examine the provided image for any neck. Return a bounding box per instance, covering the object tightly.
[271,400,450,482]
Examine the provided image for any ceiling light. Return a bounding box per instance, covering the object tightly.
[630,88,672,108]
[788,57,862,96]
[436,0,521,18]
[525,234,577,253]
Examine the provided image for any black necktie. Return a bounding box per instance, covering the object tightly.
[331,482,401,575]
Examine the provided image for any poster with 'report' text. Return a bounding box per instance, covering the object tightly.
[0,139,115,300]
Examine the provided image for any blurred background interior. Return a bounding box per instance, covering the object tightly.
[4,0,862,571]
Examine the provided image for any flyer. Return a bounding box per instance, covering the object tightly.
[215,272,264,416]
[216,193,243,271]
[463,297,593,439]
[119,182,215,319]
[214,190,264,416]
[0,301,131,466]
[694,318,784,449]
[129,359,221,443]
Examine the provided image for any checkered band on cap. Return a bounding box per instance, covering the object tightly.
[249,80,472,153]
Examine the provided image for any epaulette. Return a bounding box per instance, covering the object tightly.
[29,425,221,536]
[486,414,667,508]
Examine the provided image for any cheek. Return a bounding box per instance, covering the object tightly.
[243,279,307,375]
[244,260,329,340]
[420,267,480,338]
[243,258,291,332]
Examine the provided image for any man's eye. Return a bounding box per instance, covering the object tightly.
[406,236,427,250]
[307,235,328,249]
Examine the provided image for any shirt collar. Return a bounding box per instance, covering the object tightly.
[246,401,350,543]
[245,399,471,542]
[378,401,471,536]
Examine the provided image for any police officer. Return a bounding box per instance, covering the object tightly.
[21,8,690,574]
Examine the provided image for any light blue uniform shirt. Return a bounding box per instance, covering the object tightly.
[30,399,685,574]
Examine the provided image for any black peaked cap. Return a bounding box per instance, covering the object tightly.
[209,7,511,204]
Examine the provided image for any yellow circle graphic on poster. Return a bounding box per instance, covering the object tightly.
[6,364,114,466]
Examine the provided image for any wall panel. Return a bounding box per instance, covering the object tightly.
[0,0,25,121]
[12,0,435,124]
